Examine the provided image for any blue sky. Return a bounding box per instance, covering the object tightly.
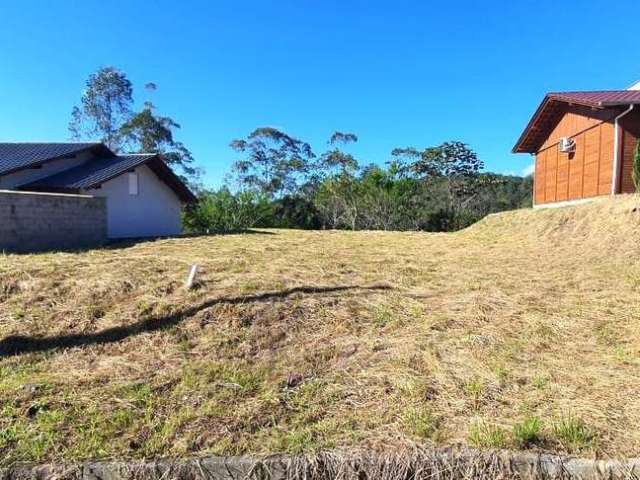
[1,1,639,187]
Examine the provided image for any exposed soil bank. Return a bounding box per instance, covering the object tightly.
[1,448,639,480]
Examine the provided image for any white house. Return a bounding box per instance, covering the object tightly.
[0,142,196,239]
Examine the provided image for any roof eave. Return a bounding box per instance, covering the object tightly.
[80,156,153,190]
[512,95,610,154]
[82,154,197,204]
[17,185,80,195]
[512,96,554,154]
[598,100,640,107]
[0,144,114,177]
[145,156,198,203]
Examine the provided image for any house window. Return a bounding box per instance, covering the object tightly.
[128,172,139,195]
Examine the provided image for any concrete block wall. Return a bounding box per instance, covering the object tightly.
[0,190,107,252]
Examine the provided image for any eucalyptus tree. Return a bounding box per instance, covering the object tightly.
[119,83,198,182]
[69,66,133,150]
[230,127,315,198]
[391,141,484,214]
[314,132,360,229]
[70,69,199,184]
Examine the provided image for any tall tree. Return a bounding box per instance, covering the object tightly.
[70,69,199,184]
[69,66,133,150]
[314,132,361,228]
[119,83,198,182]
[391,141,484,211]
[319,132,359,175]
[230,127,315,197]
[392,141,483,179]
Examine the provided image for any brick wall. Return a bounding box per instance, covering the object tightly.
[0,190,107,252]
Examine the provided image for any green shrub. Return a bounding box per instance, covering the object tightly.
[270,195,321,229]
[513,416,541,447]
[552,414,593,451]
[183,188,271,234]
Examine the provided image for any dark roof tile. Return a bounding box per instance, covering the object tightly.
[20,153,197,203]
[546,90,640,107]
[21,154,156,190]
[1,142,196,203]
[0,142,108,175]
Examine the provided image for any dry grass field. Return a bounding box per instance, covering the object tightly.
[1,196,640,465]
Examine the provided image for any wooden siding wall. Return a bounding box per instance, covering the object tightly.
[534,106,615,205]
[619,111,640,194]
[539,106,612,151]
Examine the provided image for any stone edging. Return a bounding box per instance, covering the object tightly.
[1,448,639,480]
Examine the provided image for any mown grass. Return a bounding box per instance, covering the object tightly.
[1,195,640,463]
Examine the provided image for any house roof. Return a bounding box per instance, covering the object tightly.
[513,90,640,153]
[22,154,156,189]
[0,142,111,175]
[20,153,197,203]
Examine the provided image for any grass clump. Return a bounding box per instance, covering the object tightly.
[464,377,484,410]
[513,416,541,447]
[373,306,393,327]
[468,421,507,449]
[532,374,547,390]
[403,406,441,440]
[552,414,594,452]
[271,428,317,454]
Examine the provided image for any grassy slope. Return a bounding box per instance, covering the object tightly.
[1,196,639,464]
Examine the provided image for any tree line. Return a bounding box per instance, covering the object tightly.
[184,128,531,233]
[69,66,532,233]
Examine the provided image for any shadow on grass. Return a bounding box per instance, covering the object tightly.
[104,229,277,250]
[0,284,391,357]
[3,230,277,255]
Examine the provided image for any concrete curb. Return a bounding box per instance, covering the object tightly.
[1,448,639,480]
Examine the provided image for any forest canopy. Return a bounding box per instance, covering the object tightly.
[185,128,532,233]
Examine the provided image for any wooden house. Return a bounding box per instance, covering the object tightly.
[513,85,640,206]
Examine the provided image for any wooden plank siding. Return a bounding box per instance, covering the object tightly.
[534,106,617,205]
[568,134,584,200]
[545,147,557,203]
[556,144,569,201]
[582,127,600,198]
[534,149,546,203]
[619,110,640,194]
[598,122,614,195]
[540,105,614,151]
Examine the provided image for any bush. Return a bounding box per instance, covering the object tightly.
[270,195,322,229]
[183,188,270,234]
